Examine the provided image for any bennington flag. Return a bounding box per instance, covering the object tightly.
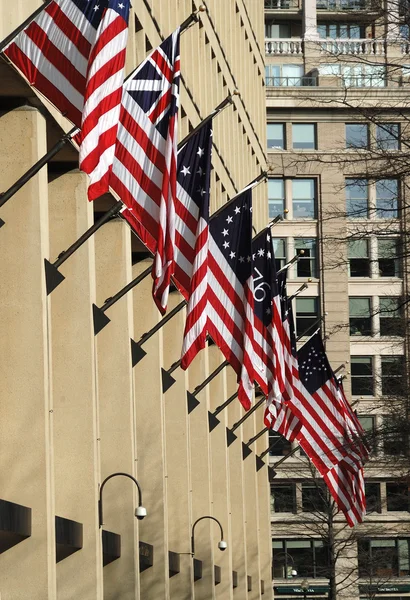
[264,270,301,442]
[3,0,114,128]
[109,30,180,314]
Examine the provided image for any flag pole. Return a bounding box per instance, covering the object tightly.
[92,93,236,336]
[241,426,269,460]
[257,442,300,474]
[130,300,187,367]
[226,397,265,447]
[181,359,230,408]
[210,171,268,221]
[178,92,236,149]
[0,126,78,213]
[288,281,309,302]
[0,6,207,222]
[207,390,239,433]
[44,201,123,295]
[93,264,153,335]
[277,251,303,274]
[0,0,54,54]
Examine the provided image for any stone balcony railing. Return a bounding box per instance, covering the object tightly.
[265,0,378,9]
[319,39,386,55]
[265,38,389,56]
[265,39,304,55]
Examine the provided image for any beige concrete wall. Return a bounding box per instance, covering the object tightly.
[0,1,269,599]
[0,107,55,600]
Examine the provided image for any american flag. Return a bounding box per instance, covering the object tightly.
[264,270,301,442]
[206,190,256,410]
[109,30,180,314]
[323,459,366,527]
[178,121,213,368]
[4,0,110,128]
[78,0,130,201]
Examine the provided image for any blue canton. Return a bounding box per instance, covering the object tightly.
[252,228,275,327]
[297,332,332,394]
[209,189,253,286]
[177,120,212,218]
[72,0,109,28]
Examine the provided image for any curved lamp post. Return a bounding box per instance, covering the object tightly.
[273,551,298,578]
[191,516,227,555]
[98,472,146,528]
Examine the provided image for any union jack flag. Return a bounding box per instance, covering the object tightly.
[78,0,130,201]
[3,0,110,127]
[110,30,180,314]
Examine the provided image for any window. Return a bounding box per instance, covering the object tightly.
[386,482,409,512]
[346,123,369,149]
[292,179,316,218]
[365,482,381,513]
[267,123,285,149]
[272,238,286,271]
[349,297,371,336]
[376,179,399,218]
[295,238,317,277]
[358,539,410,578]
[273,539,330,579]
[296,298,319,337]
[348,240,370,277]
[376,123,400,150]
[342,64,386,88]
[265,22,291,38]
[379,297,402,336]
[271,483,296,513]
[319,63,341,76]
[378,238,400,277]
[269,430,292,456]
[381,356,403,396]
[302,482,327,512]
[346,179,368,218]
[292,124,316,149]
[268,179,284,218]
[383,416,407,456]
[358,415,375,450]
[351,356,373,395]
[265,64,306,87]
[318,23,364,38]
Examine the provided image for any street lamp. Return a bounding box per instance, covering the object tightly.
[273,551,298,578]
[191,516,227,555]
[301,578,309,600]
[98,472,146,527]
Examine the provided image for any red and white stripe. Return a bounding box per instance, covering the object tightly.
[206,235,256,411]
[264,303,301,442]
[290,376,365,476]
[323,461,366,526]
[180,213,209,368]
[4,0,101,127]
[109,30,180,314]
[78,4,129,200]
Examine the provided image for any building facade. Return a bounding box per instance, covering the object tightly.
[265,0,410,599]
[0,1,271,599]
